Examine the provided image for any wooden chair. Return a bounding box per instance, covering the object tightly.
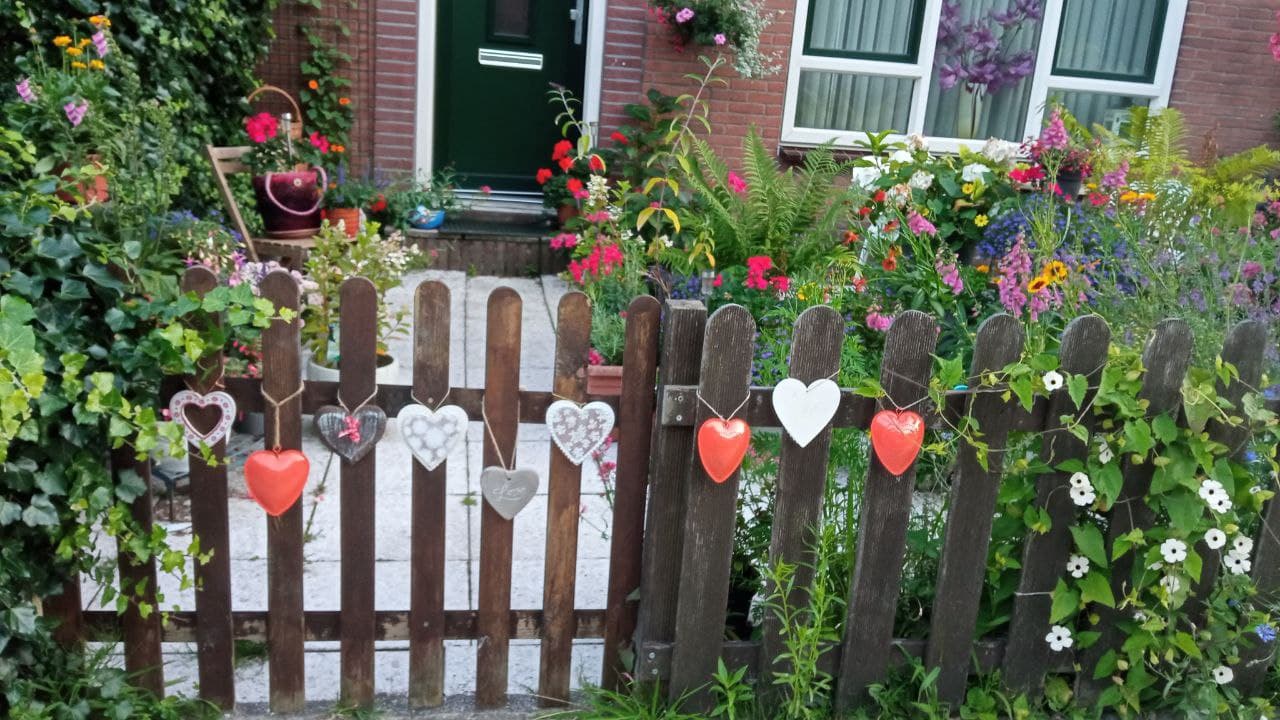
[206,145,318,266]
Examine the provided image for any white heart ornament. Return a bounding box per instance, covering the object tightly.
[480,467,540,519]
[397,404,468,471]
[771,378,840,448]
[169,390,236,447]
[545,400,615,465]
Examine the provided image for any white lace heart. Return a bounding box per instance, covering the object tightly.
[168,390,236,447]
[545,400,615,465]
[397,404,468,471]
[771,378,840,448]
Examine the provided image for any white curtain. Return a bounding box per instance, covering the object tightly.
[1052,0,1162,128]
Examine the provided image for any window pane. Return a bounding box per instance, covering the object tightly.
[795,71,914,132]
[491,0,532,41]
[1053,0,1164,81]
[1051,90,1151,131]
[923,0,1045,140]
[806,0,925,60]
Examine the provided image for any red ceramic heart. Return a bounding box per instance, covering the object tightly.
[697,418,751,483]
[244,449,310,517]
[869,409,925,476]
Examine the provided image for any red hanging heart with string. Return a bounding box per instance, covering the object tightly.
[244,449,310,516]
[697,418,751,483]
[869,409,925,476]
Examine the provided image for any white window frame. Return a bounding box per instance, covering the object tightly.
[780,0,1189,153]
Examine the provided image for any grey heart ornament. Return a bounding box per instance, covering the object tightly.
[315,405,387,463]
[397,404,468,471]
[480,466,539,520]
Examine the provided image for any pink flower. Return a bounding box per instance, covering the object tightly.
[936,257,963,295]
[744,255,772,290]
[714,33,727,45]
[1039,109,1070,150]
[726,171,748,195]
[480,185,492,195]
[770,275,791,293]
[866,307,894,332]
[1009,165,1046,184]
[245,112,277,143]
[550,233,578,249]
[15,78,35,103]
[309,131,330,153]
[1101,160,1128,190]
[63,100,88,127]
[907,211,936,236]
[675,7,695,23]
[588,348,604,365]
[91,31,109,57]
[712,273,723,287]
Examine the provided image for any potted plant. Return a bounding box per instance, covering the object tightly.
[323,162,379,237]
[241,111,330,238]
[1024,106,1093,197]
[301,220,422,382]
[536,134,594,226]
[380,166,462,231]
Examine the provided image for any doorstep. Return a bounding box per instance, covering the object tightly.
[231,693,542,718]
[407,218,567,277]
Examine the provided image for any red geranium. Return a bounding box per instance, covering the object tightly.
[309,131,330,154]
[566,177,584,194]
[536,168,553,184]
[245,112,278,144]
[368,194,387,213]
[872,189,886,204]
[589,154,605,172]
[552,139,573,161]
[1009,165,1046,184]
[558,156,574,172]
[610,131,628,145]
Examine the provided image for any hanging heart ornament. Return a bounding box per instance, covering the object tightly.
[771,378,840,448]
[398,404,468,471]
[315,405,387,463]
[480,467,540,519]
[244,449,310,516]
[697,418,751,483]
[168,390,236,447]
[545,400,615,465]
[869,409,925,476]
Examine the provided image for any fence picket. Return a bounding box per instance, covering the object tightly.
[180,266,235,709]
[259,270,306,712]
[1075,319,1193,703]
[834,310,938,711]
[338,278,380,707]
[476,287,523,708]
[115,446,164,695]
[759,306,844,685]
[1003,315,1111,694]
[46,576,83,648]
[602,295,662,690]
[668,305,756,709]
[539,292,593,705]
[635,300,707,680]
[409,280,451,708]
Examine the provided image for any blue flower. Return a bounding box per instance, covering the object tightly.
[1256,623,1277,644]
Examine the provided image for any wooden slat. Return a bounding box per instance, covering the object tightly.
[634,301,706,681]
[181,266,235,710]
[926,314,1025,704]
[115,447,164,695]
[259,270,306,712]
[205,145,257,261]
[476,287,523,708]
[409,280,451,708]
[759,306,844,686]
[1075,319,1193,703]
[668,304,756,709]
[834,310,938,711]
[601,295,662,690]
[339,278,380,708]
[1003,315,1111,694]
[539,292,593,705]
[46,576,83,648]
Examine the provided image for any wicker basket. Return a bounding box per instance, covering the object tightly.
[246,84,304,140]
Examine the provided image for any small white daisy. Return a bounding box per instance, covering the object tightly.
[1225,552,1252,576]
[1066,554,1090,578]
[1069,471,1091,489]
[1212,665,1234,685]
[1160,575,1182,594]
[1204,528,1227,550]
[1042,370,1065,392]
[1209,494,1233,513]
[1160,538,1188,564]
[1045,625,1073,652]
[1234,536,1254,556]
[1070,484,1096,507]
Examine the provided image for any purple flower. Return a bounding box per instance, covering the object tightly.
[63,100,88,127]
[1244,261,1264,280]
[15,77,35,103]
[675,7,694,23]
[91,31,109,57]
[1257,624,1277,644]
[1101,161,1128,190]
[714,32,727,45]
[1039,109,1070,150]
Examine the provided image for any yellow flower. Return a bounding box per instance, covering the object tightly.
[962,182,975,195]
[71,61,87,69]
[1119,190,1139,204]
[66,46,83,57]
[1138,192,1156,202]
[1045,260,1068,282]
[89,59,105,71]
[89,15,111,26]
[974,214,989,227]
[78,38,91,47]
[1027,276,1049,293]
[53,35,72,47]
[976,264,990,274]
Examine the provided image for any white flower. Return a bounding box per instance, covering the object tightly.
[1070,484,1096,507]
[961,163,990,183]
[1204,528,1227,550]
[1160,539,1188,564]
[981,138,1020,165]
[1234,536,1254,557]
[906,133,927,151]
[1212,665,1234,685]
[1042,370,1064,392]
[889,149,914,165]
[908,170,934,190]
[1252,485,1264,495]
[1225,552,1252,575]
[851,162,883,190]
[1199,479,1224,500]
[1133,610,1148,621]
[1208,494,1233,513]
[1069,471,1091,489]
[1066,555,1090,578]
[1097,438,1114,464]
[1045,625,1073,652]
[1160,575,1182,594]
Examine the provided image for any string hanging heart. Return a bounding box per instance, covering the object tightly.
[245,384,309,516]
[169,389,236,447]
[695,391,752,484]
[869,408,925,476]
[479,396,539,518]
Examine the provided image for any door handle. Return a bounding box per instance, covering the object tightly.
[570,0,585,45]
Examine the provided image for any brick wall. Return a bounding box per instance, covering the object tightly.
[1170,0,1280,157]
[599,0,651,135]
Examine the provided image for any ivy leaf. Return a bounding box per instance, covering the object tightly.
[1079,570,1115,608]
[1071,524,1108,568]
[21,494,59,527]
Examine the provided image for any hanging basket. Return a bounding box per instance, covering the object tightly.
[246,84,304,140]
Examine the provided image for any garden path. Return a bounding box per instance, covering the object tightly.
[86,271,616,704]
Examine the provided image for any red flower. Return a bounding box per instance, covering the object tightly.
[536,168,553,184]
[883,219,900,233]
[712,273,723,287]
[1088,192,1107,207]
[858,206,872,217]
[851,276,867,293]
[309,131,330,153]
[873,189,887,204]
[769,275,791,293]
[368,194,387,213]
[1009,165,1046,184]
[843,229,859,244]
[245,112,278,143]
[558,156,574,172]
[589,154,605,172]
[610,131,628,145]
[566,177,584,194]
[882,255,897,272]
[552,139,573,161]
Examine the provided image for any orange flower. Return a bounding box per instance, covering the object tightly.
[89,59,105,71]
[89,15,111,26]
[338,97,351,106]
[332,144,345,153]
[65,47,83,57]
[308,79,319,90]
[71,61,87,70]
[53,36,72,47]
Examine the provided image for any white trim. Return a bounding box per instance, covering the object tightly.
[907,0,944,132]
[1022,0,1065,140]
[584,0,608,124]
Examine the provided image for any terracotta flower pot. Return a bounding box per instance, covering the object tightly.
[558,203,580,227]
[586,364,624,397]
[252,169,326,239]
[55,154,109,204]
[328,207,361,237]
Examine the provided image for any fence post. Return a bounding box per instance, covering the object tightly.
[667,305,756,710]
[259,270,306,712]
[834,310,937,711]
[634,300,706,681]
[601,295,662,690]
[1075,319,1193,703]
[758,306,843,685]
[115,446,164,696]
[45,576,83,649]
[1003,315,1110,694]
[181,266,235,710]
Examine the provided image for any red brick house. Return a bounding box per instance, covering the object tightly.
[260,0,1280,199]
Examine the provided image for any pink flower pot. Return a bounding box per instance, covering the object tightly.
[252,169,326,238]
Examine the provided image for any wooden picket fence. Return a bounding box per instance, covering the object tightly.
[43,268,1280,712]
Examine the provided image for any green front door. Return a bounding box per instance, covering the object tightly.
[435,0,588,193]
